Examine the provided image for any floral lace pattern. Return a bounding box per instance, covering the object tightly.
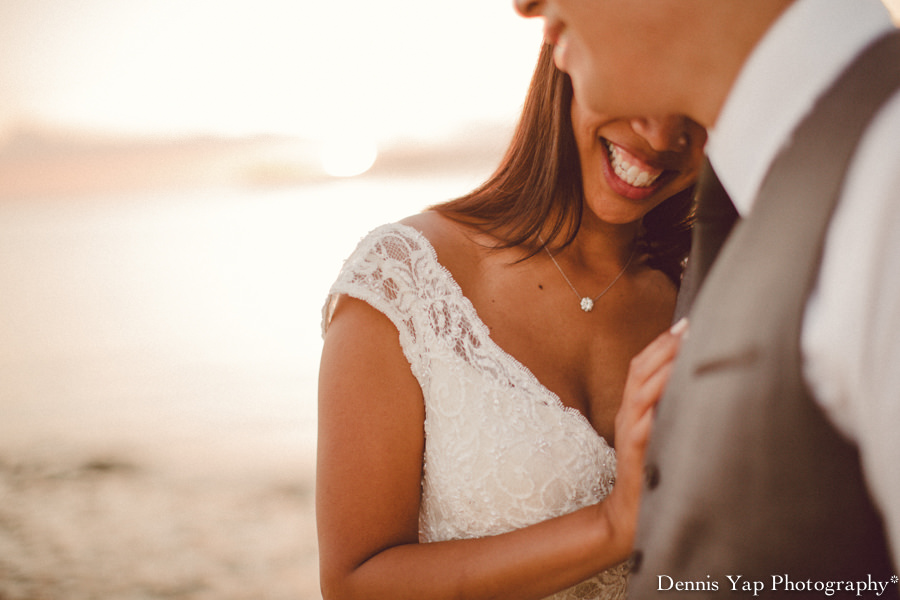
[322,223,628,599]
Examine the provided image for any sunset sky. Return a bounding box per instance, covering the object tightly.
[0,1,543,144]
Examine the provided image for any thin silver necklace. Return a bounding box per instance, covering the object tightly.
[541,238,637,313]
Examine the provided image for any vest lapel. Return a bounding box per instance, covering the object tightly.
[673,159,738,320]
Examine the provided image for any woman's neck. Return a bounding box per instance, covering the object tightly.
[554,218,640,272]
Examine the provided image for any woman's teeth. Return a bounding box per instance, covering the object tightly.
[605,140,663,188]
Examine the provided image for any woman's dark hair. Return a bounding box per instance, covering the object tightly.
[433,43,694,286]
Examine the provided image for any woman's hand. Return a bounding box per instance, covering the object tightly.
[600,318,688,559]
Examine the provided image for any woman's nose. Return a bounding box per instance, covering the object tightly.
[514,0,544,18]
[630,116,690,152]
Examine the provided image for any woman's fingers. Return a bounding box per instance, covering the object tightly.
[628,360,676,417]
[616,321,688,454]
[621,321,688,409]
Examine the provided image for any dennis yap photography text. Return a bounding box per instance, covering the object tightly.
[657,573,899,596]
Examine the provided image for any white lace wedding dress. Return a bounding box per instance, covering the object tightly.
[322,223,629,599]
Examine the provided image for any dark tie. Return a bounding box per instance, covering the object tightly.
[673,159,739,320]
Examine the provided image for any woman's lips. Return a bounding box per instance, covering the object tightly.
[600,139,671,201]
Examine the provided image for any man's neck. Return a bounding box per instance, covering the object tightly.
[690,0,797,128]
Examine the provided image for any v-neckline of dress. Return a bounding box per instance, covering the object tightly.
[395,222,610,450]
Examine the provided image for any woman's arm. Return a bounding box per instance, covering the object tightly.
[317,297,684,600]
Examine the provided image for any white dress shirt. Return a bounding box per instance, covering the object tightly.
[706,0,900,570]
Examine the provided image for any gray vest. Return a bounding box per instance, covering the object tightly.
[629,32,900,598]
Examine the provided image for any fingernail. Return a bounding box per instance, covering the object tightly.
[669,317,689,335]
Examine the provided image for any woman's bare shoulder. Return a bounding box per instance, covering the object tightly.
[400,211,491,285]
[401,211,474,251]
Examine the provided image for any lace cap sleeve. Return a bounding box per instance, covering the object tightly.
[321,223,439,374]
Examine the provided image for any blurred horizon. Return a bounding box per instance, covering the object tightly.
[0,0,544,198]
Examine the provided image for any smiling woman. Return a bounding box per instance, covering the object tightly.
[316,42,705,600]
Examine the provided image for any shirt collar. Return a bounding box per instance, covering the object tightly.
[705,0,894,216]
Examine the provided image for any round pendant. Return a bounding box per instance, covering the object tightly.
[580,297,594,312]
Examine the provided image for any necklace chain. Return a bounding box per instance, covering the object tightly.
[541,238,637,313]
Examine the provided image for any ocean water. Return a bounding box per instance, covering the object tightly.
[0,172,485,475]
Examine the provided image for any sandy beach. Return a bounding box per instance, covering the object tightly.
[0,446,319,600]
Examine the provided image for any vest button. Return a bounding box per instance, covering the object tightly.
[629,550,644,574]
[644,463,661,490]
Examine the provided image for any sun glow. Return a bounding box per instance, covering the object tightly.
[320,137,378,178]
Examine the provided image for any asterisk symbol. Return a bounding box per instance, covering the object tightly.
[892,575,899,584]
